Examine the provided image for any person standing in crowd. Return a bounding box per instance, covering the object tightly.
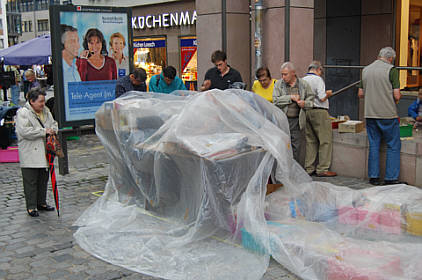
[24,70,40,95]
[273,62,314,166]
[252,67,276,102]
[15,88,57,217]
[358,46,404,185]
[61,24,81,84]
[408,88,422,128]
[115,68,147,98]
[303,61,336,177]
[5,65,21,106]
[77,28,117,81]
[148,66,186,94]
[200,50,243,91]
[109,32,129,77]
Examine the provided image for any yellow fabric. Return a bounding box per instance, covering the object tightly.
[251,79,276,102]
[36,112,45,123]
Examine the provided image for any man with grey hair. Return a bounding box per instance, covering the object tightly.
[358,46,404,185]
[302,61,336,177]
[61,24,81,83]
[273,62,314,166]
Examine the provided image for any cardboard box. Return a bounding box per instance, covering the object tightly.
[266,184,283,195]
[331,115,349,129]
[338,120,364,133]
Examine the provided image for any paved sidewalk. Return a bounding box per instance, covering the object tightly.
[0,134,375,280]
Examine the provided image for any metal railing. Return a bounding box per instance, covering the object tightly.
[324,65,422,71]
[324,65,422,97]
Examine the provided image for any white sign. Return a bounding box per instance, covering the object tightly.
[132,10,197,29]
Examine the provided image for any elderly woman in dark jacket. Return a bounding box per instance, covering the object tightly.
[16,88,58,217]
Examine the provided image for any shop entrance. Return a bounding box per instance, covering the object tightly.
[397,0,422,89]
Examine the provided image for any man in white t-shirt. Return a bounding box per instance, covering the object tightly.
[302,61,336,177]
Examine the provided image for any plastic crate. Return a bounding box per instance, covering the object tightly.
[400,124,413,137]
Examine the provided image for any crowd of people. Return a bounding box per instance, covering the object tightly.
[5,44,419,217]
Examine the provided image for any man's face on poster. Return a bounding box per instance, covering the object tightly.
[64,31,80,58]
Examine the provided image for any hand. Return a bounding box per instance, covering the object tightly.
[80,50,90,59]
[416,116,422,121]
[326,90,333,98]
[358,88,364,98]
[46,128,55,135]
[297,100,305,108]
[291,94,300,102]
[200,80,211,91]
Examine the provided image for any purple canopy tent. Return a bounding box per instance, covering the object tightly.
[0,34,51,65]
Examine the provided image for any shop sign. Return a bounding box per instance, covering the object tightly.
[180,38,197,47]
[132,10,197,30]
[133,38,166,48]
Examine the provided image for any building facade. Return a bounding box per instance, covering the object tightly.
[5,0,63,45]
[3,0,418,119]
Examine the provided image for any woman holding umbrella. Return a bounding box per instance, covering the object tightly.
[16,88,57,217]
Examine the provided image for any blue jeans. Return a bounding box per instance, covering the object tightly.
[366,118,401,180]
[10,85,20,106]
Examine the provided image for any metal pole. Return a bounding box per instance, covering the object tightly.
[254,0,264,70]
[222,0,227,53]
[285,0,290,61]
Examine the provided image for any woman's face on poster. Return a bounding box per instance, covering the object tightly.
[88,36,102,55]
[111,37,124,55]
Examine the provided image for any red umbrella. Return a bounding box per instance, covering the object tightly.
[46,135,61,216]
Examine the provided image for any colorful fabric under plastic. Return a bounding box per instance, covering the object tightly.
[74,89,422,280]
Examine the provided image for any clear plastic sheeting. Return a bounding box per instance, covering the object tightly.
[74,90,422,280]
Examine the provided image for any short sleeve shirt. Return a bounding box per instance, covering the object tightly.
[204,66,242,90]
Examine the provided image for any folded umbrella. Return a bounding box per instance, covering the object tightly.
[46,135,60,216]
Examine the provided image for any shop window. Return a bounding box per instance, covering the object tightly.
[397,0,422,89]
[37,19,49,32]
[133,37,167,82]
[180,36,197,91]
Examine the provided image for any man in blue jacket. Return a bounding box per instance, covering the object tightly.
[408,89,422,126]
[149,66,186,94]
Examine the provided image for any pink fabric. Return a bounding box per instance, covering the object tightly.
[0,146,19,163]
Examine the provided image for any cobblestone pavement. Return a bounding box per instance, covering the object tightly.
[0,134,376,280]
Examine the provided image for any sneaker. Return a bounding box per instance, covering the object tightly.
[369,178,381,186]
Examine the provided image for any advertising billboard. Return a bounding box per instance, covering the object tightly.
[50,5,132,127]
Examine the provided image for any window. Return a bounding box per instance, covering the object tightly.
[37,19,48,32]
[133,37,167,82]
[22,21,32,33]
[0,39,4,49]
[0,19,3,30]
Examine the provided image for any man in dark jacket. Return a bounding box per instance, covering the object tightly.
[115,68,147,98]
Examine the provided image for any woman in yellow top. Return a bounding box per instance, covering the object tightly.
[251,67,276,102]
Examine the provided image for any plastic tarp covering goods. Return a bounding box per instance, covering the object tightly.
[74,90,422,280]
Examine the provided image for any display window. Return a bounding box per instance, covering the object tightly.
[397,0,422,89]
[180,36,197,91]
[133,37,167,82]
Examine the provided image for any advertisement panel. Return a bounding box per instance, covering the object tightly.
[180,36,197,90]
[50,5,132,127]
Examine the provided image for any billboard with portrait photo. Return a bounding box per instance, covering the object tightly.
[50,5,132,127]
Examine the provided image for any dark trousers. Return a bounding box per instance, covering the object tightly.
[21,168,49,210]
[288,117,305,167]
